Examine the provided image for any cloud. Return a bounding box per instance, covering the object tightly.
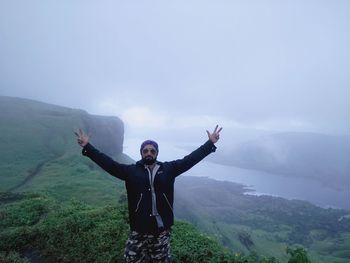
[250,118,314,132]
[121,107,167,129]
[119,105,313,135]
[1,0,350,137]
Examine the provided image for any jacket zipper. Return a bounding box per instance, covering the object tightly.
[135,193,143,213]
[163,193,173,214]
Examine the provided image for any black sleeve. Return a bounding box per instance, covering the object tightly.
[168,140,216,177]
[82,143,129,181]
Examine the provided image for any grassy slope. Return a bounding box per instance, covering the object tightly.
[0,192,257,263]
[0,96,130,206]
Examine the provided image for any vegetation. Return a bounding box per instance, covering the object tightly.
[286,247,310,263]
[0,96,129,206]
[0,192,322,263]
[174,176,350,263]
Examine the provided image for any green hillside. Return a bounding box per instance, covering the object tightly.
[0,96,132,205]
[0,192,311,263]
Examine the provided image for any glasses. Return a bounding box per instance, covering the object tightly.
[142,148,157,155]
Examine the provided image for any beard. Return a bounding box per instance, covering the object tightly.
[142,156,156,165]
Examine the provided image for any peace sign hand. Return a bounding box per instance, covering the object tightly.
[206,125,223,144]
[74,129,90,147]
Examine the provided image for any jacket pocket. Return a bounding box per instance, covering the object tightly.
[134,193,143,213]
[163,193,173,214]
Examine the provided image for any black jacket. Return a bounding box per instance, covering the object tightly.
[82,140,216,233]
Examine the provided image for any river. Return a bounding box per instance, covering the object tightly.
[186,161,350,210]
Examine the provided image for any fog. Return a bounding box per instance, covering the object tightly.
[1,1,350,207]
[1,1,349,136]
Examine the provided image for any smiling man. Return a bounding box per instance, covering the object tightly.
[75,125,222,263]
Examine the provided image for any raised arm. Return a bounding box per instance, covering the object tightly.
[170,125,223,177]
[74,129,129,181]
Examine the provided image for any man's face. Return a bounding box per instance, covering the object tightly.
[141,144,158,165]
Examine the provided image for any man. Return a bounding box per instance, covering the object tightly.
[75,125,222,262]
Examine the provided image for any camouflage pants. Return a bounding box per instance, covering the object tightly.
[124,230,172,263]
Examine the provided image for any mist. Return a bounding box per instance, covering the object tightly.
[1,1,350,133]
[1,1,350,208]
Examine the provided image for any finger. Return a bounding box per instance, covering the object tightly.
[74,131,79,137]
[213,125,218,133]
[217,127,223,133]
[206,130,210,137]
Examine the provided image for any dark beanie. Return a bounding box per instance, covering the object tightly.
[140,140,159,154]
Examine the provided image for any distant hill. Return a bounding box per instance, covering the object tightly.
[0,96,133,204]
[214,132,350,190]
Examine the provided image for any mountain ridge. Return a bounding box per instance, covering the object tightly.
[213,131,350,190]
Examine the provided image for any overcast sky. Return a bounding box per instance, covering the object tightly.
[1,0,350,151]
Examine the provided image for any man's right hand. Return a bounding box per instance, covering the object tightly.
[74,129,89,147]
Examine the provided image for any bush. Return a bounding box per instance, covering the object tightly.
[0,251,30,263]
[286,247,311,263]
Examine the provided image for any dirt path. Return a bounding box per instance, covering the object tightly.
[8,127,67,192]
[7,160,48,192]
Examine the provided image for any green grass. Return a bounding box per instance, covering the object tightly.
[15,154,125,206]
[1,192,285,263]
[0,97,128,205]
[2,191,322,263]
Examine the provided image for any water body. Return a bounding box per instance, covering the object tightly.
[124,138,350,210]
[186,161,350,210]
